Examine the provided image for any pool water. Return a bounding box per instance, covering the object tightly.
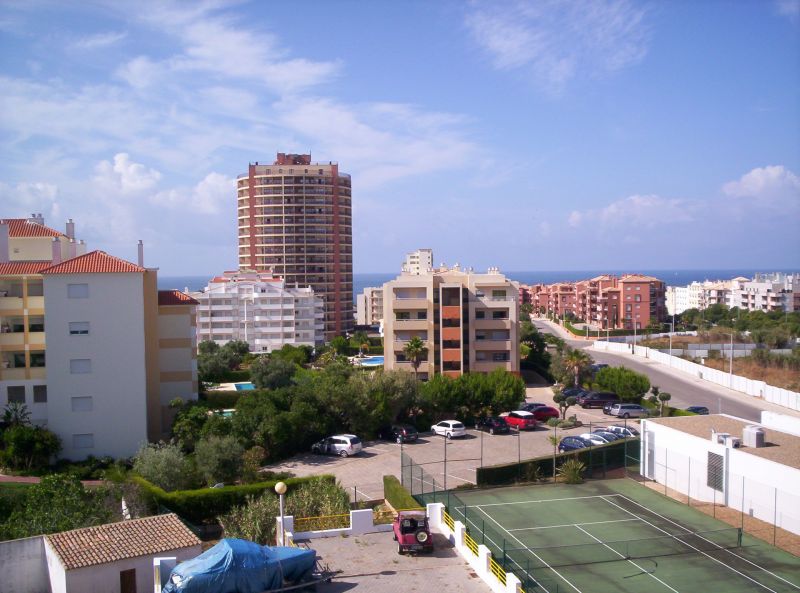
[358,356,384,366]
[234,382,255,391]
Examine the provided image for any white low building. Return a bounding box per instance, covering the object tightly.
[640,414,800,536]
[192,270,324,352]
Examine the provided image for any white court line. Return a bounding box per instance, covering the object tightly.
[574,524,681,593]
[602,496,780,593]
[509,518,640,532]
[614,494,800,591]
[474,505,581,593]
[476,494,622,508]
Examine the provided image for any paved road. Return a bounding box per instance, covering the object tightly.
[533,318,800,423]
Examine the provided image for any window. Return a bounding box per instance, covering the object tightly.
[71,396,93,412]
[30,352,45,367]
[70,359,92,374]
[69,322,90,335]
[7,386,25,404]
[72,434,94,449]
[492,310,508,319]
[67,283,89,298]
[33,385,47,403]
[492,290,506,300]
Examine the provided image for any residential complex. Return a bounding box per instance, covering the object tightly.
[401,248,433,275]
[522,274,667,330]
[0,215,198,460]
[383,264,519,379]
[666,273,799,315]
[191,270,324,352]
[356,285,384,327]
[236,153,354,340]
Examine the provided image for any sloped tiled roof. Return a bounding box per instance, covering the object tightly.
[40,251,145,275]
[0,261,52,276]
[158,289,199,306]
[45,514,201,570]
[0,218,64,238]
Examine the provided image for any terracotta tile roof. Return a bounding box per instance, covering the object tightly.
[0,261,52,275]
[45,514,201,570]
[40,251,145,274]
[159,289,199,306]
[0,218,65,238]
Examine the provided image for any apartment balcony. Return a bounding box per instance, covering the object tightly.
[26,296,44,311]
[441,326,461,341]
[0,367,27,380]
[442,348,461,362]
[442,370,462,379]
[394,360,429,373]
[473,361,513,373]
[441,306,461,320]
[477,297,514,307]
[0,331,26,347]
[474,340,512,351]
[393,319,428,331]
[473,318,511,330]
[391,297,428,309]
[0,297,24,313]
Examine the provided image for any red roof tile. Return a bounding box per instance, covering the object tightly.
[0,218,64,238]
[45,514,201,570]
[159,289,199,306]
[40,251,145,275]
[0,261,52,276]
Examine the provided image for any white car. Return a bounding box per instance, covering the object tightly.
[431,420,466,439]
[579,432,612,446]
[607,425,640,438]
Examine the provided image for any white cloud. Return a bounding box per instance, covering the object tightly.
[465,0,650,94]
[93,153,162,195]
[568,194,694,230]
[722,165,800,207]
[0,181,60,222]
[154,172,235,214]
[71,31,127,50]
[776,0,800,22]
[568,210,583,227]
[115,56,165,89]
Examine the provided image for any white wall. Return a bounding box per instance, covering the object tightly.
[0,379,48,424]
[44,273,149,460]
[0,536,51,593]
[760,411,800,437]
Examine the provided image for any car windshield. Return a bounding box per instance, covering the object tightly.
[453,423,464,429]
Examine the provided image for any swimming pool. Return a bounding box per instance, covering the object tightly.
[234,382,255,391]
[357,356,384,366]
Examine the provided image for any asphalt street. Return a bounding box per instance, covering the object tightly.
[533,318,800,423]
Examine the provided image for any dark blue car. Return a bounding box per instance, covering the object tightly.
[558,436,592,453]
[686,406,710,415]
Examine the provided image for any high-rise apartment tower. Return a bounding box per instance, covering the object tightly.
[237,153,354,339]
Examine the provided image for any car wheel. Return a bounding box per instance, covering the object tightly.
[396,436,403,444]
[339,450,349,457]
[397,542,403,555]
[446,432,452,439]
[392,533,397,541]
[622,413,630,419]
[489,428,495,435]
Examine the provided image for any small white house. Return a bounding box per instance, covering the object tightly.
[640,414,800,536]
[42,514,201,593]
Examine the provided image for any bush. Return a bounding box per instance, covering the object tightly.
[1,425,61,471]
[201,391,242,409]
[132,443,199,491]
[557,458,586,484]
[383,475,422,510]
[594,366,650,401]
[130,474,335,524]
[194,436,244,486]
[221,369,251,383]
[250,358,297,390]
[241,446,267,484]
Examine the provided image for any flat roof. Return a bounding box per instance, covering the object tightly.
[648,414,800,470]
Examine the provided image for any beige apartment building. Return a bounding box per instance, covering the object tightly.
[236,153,353,340]
[383,265,519,379]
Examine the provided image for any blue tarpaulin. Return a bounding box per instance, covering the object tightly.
[162,538,316,593]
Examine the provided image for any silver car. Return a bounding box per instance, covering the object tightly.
[311,434,363,457]
[607,403,648,419]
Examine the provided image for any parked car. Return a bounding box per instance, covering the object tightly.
[501,411,538,430]
[592,430,622,442]
[393,510,433,554]
[476,416,510,435]
[577,391,619,409]
[311,434,363,457]
[686,406,710,415]
[380,424,419,444]
[529,405,560,422]
[430,420,466,439]
[589,363,609,375]
[519,402,548,412]
[579,432,612,446]
[561,387,587,399]
[607,425,640,438]
[558,436,592,453]
[607,403,648,419]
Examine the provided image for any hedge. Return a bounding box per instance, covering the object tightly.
[476,438,640,486]
[383,475,422,510]
[221,369,251,383]
[200,391,244,409]
[562,320,637,338]
[131,474,334,524]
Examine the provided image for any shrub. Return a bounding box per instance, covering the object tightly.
[194,436,244,486]
[201,391,242,409]
[383,475,421,510]
[241,446,267,484]
[1,425,61,471]
[557,458,586,484]
[132,442,199,492]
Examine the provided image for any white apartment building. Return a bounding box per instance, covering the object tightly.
[726,273,799,313]
[356,286,384,327]
[191,270,324,352]
[401,248,433,275]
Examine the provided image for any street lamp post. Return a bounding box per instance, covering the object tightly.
[728,331,734,388]
[480,428,484,469]
[443,436,447,491]
[275,481,287,546]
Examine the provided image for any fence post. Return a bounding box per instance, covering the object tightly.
[687,457,691,506]
[773,488,778,546]
[741,475,745,531]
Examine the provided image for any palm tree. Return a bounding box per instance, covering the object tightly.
[563,349,592,387]
[403,336,428,380]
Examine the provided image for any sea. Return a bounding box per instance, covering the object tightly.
[158,269,798,302]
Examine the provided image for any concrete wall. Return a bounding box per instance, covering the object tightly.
[0,536,51,593]
[44,272,149,460]
[761,411,800,437]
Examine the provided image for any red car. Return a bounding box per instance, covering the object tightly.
[530,406,559,422]
[393,511,433,554]
[502,411,538,430]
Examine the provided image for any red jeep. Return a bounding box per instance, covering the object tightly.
[392,511,434,554]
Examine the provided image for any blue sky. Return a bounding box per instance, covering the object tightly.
[1,0,798,275]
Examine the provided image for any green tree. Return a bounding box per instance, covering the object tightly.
[1,425,61,470]
[222,340,250,358]
[171,404,212,452]
[198,340,220,356]
[270,344,312,366]
[329,335,350,355]
[241,446,267,483]
[594,366,651,401]
[250,357,297,390]
[194,435,244,486]
[552,388,577,419]
[658,392,672,416]
[563,349,593,387]
[198,353,228,382]
[403,336,428,380]
[132,442,198,491]
[2,402,31,427]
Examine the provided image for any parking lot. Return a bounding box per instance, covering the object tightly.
[263,387,642,502]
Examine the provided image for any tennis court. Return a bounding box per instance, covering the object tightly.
[448,479,800,593]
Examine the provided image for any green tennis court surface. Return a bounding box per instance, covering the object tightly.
[448,479,800,593]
